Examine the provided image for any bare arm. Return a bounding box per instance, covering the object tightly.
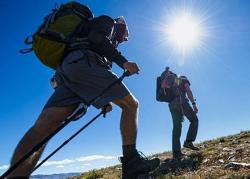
[185,83,195,103]
[185,83,198,113]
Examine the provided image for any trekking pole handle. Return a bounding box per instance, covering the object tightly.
[120,70,131,81]
[102,104,111,118]
[124,70,131,76]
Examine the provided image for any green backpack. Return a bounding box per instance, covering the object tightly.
[21,1,93,69]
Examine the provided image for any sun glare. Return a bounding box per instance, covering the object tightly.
[165,12,204,54]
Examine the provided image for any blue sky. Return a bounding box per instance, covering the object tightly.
[0,0,250,175]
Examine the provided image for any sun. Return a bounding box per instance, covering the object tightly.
[165,11,205,54]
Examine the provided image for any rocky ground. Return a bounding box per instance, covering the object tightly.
[70,131,250,179]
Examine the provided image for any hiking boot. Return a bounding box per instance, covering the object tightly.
[172,152,185,160]
[183,141,200,151]
[120,152,160,179]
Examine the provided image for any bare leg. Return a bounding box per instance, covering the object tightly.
[113,94,139,145]
[7,105,76,178]
[114,94,160,179]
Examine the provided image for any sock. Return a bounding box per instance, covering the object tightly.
[122,144,137,159]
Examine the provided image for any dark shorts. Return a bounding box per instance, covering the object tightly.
[44,50,130,109]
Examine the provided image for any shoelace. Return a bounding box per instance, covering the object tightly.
[119,150,154,164]
[137,151,150,161]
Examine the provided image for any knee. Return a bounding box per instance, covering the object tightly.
[128,96,139,110]
[125,96,139,112]
[117,95,139,112]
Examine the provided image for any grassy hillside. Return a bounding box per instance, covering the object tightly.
[70,131,250,179]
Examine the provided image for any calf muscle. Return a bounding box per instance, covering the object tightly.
[114,94,139,145]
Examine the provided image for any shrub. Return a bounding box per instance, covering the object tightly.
[84,170,104,179]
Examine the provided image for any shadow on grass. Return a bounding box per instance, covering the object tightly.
[158,152,203,176]
[138,152,203,179]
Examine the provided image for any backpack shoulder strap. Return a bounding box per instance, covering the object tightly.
[19,36,34,53]
[19,48,33,54]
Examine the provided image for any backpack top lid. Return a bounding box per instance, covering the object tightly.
[161,67,176,80]
[63,1,94,19]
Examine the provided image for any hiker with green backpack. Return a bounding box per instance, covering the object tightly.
[156,67,199,159]
[6,2,159,179]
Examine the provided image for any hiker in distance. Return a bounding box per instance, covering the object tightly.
[6,2,159,179]
[158,67,199,159]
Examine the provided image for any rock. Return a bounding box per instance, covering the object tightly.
[235,148,243,154]
[225,162,250,170]
[203,144,209,148]
[229,151,235,155]
[203,158,209,163]
[218,159,224,163]
[219,153,224,157]
[228,155,235,161]
[211,165,220,169]
[238,144,245,148]
[232,140,240,145]
[222,147,232,152]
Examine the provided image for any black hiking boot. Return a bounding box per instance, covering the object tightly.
[172,152,185,160]
[183,141,200,151]
[120,152,160,179]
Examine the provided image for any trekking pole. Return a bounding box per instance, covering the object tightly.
[33,109,105,171]
[1,71,130,179]
[33,72,130,171]
[0,119,71,179]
